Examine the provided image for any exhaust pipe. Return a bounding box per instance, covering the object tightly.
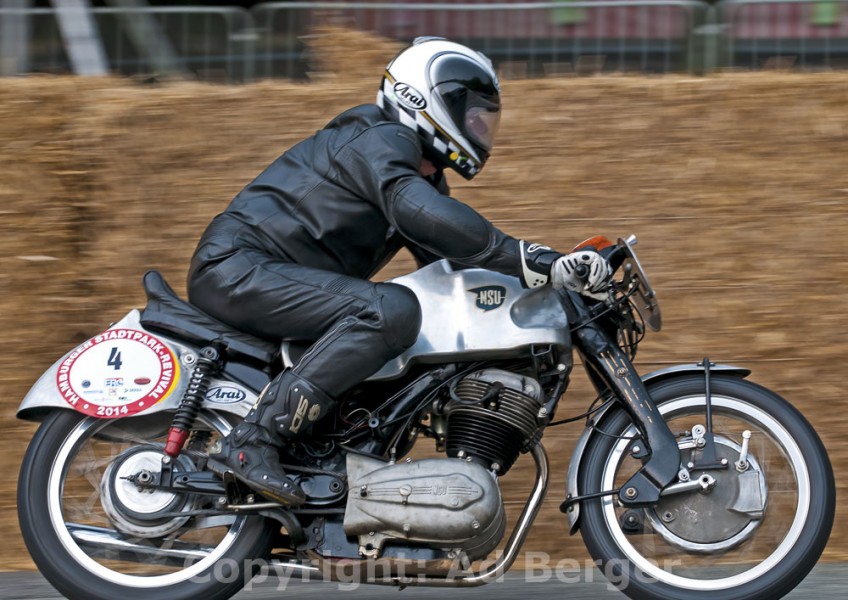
[66,443,549,588]
[68,523,211,565]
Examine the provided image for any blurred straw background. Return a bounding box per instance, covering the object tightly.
[1,28,846,569]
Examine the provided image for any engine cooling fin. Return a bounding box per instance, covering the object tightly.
[444,369,545,474]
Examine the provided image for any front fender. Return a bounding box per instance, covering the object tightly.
[17,310,259,422]
[562,362,750,535]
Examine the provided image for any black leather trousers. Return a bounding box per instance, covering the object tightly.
[188,249,422,397]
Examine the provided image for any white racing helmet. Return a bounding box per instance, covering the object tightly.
[377,37,501,180]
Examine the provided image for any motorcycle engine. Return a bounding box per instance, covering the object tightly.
[342,369,545,561]
[443,368,546,475]
[344,453,505,560]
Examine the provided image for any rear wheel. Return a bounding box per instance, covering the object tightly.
[578,375,834,600]
[18,409,276,600]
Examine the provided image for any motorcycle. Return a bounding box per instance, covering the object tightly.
[16,235,834,600]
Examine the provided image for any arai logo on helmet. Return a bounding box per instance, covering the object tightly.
[205,386,247,404]
[393,82,427,111]
[469,286,507,311]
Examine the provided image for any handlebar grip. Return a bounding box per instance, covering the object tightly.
[573,263,590,282]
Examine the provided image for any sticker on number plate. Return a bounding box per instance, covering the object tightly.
[55,329,179,418]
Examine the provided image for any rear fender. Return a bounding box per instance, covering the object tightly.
[16,310,258,422]
[563,363,750,534]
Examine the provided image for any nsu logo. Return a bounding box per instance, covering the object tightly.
[469,286,507,311]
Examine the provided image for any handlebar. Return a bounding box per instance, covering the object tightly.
[572,263,591,283]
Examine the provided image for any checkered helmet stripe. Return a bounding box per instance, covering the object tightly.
[378,75,481,179]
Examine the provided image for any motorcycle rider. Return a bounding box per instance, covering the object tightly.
[188,37,612,505]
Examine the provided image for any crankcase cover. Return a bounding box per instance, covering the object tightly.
[344,453,505,560]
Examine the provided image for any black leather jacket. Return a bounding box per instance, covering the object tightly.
[190,104,559,284]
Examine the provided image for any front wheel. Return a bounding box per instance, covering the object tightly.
[18,409,276,600]
[578,375,834,600]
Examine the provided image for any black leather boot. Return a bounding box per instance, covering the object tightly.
[208,371,335,506]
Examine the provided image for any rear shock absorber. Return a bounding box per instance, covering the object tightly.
[164,345,223,458]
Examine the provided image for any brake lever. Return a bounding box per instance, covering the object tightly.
[620,262,634,289]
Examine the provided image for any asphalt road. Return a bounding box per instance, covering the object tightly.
[0,564,843,599]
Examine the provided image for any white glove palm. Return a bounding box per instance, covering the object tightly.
[551,251,612,298]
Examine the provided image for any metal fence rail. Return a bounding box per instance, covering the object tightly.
[719,0,848,69]
[0,6,256,82]
[252,1,712,78]
[0,1,847,80]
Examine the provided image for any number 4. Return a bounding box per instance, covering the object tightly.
[107,347,123,371]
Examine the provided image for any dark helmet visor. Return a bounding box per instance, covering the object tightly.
[465,99,501,151]
[434,82,501,153]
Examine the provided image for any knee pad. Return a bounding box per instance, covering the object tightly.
[375,282,422,352]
